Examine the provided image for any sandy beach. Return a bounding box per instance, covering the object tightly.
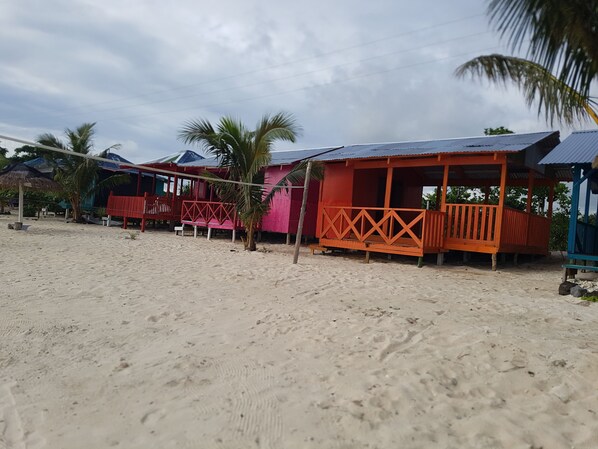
[1,217,597,448]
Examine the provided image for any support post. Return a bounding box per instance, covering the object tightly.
[232,229,236,243]
[293,161,313,264]
[436,253,444,266]
[547,181,555,219]
[441,164,449,211]
[17,182,24,224]
[584,175,591,224]
[286,233,291,245]
[494,159,508,249]
[365,251,370,264]
[207,227,212,240]
[383,166,393,235]
[526,170,534,213]
[136,170,141,196]
[568,166,581,254]
[491,253,497,271]
[152,173,156,194]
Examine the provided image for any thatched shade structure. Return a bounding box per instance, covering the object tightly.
[0,163,61,224]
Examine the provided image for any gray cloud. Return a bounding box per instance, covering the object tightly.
[0,0,581,162]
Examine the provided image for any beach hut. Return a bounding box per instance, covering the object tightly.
[0,163,61,228]
[105,150,204,231]
[313,132,560,269]
[539,130,598,278]
[177,147,338,241]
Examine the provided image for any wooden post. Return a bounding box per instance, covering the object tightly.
[17,182,24,224]
[491,253,497,271]
[152,173,156,194]
[526,170,534,213]
[293,161,313,264]
[441,164,449,211]
[494,160,508,250]
[136,170,142,196]
[547,182,555,219]
[286,233,291,245]
[383,167,393,235]
[435,186,441,210]
[567,166,581,254]
[584,175,591,224]
[436,253,444,266]
[207,227,212,240]
[417,256,424,268]
[365,251,370,264]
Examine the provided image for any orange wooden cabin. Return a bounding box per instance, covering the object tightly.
[314,132,560,269]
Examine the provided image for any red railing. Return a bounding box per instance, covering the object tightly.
[107,195,146,218]
[501,208,550,252]
[181,200,242,230]
[107,194,190,220]
[319,206,444,254]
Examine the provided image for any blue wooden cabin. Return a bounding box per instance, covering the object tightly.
[540,130,598,278]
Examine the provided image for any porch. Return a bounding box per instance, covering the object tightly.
[106,192,190,231]
[180,200,242,231]
[318,206,444,257]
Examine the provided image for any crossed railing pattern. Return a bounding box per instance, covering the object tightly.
[320,206,435,249]
[181,200,241,228]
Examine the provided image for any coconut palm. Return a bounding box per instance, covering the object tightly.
[179,112,322,251]
[38,122,129,222]
[456,0,598,126]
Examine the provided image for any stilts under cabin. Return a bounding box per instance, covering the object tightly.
[313,131,560,269]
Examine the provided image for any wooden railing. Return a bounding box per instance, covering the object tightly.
[445,203,550,253]
[107,195,145,218]
[107,194,189,220]
[574,221,598,255]
[181,200,241,229]
[319,206,444,254]
[445,204,499,245]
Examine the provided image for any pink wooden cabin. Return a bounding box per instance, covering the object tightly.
[177,148,339,241]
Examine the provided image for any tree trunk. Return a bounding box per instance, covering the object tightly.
[71,195,82,222]
[246,221,256,251]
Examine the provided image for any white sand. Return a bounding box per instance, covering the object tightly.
[1,217,598,449]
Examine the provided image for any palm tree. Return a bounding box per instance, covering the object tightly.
[179,112,321,251]
[38,123,129,222]
[456,0,598,126]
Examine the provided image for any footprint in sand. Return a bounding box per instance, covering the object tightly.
[0,383,45,449]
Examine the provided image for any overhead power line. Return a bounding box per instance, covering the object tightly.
[97,44,503,123]
[0,135,308,190]
[53,30,490,119]
[52,13,485,115]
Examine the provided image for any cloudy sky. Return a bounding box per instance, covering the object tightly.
[0,0,584,163]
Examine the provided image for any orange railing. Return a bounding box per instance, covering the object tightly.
[181,200,242,230]
[445,203,550,253]
[445,204,499,245]
[319,206,444,254]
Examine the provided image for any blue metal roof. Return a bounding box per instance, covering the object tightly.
[315,131,558,161]
[144,150,204,165]
[539,130,598,165]
[180,146,340,168]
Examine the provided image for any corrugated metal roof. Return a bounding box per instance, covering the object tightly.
[144,150,204,165]
[539,130,598,165]
[180,146,340,168]
[315,131,558,161]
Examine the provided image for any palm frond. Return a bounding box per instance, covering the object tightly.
[456,54,597,125]
[487,0,598,97]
